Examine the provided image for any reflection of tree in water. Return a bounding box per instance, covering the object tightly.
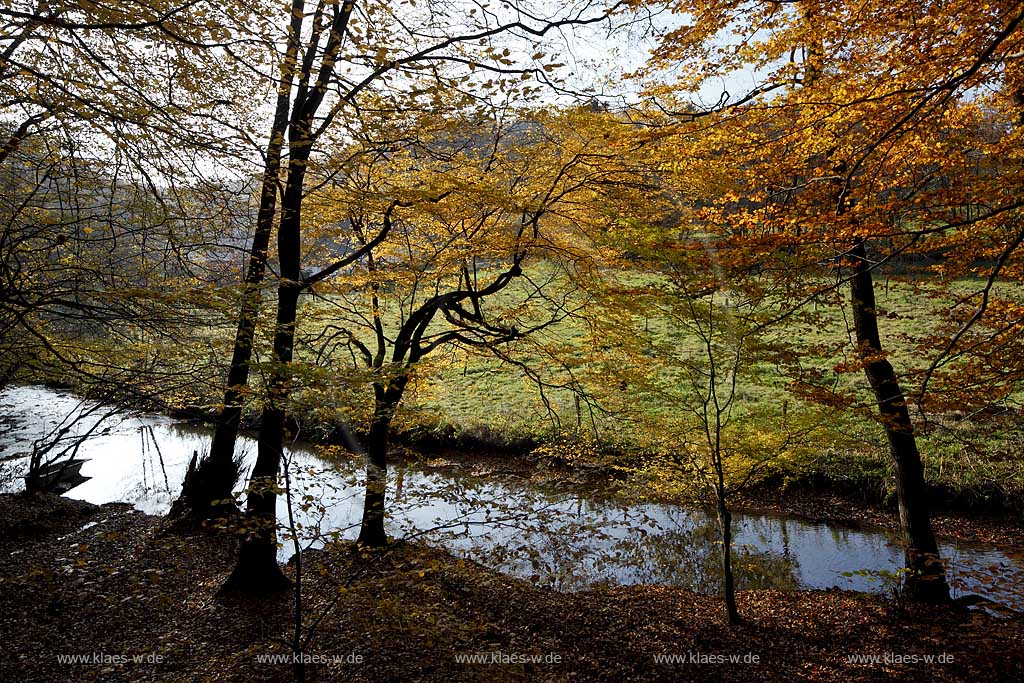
[537,516,799,593]
[443,493,800,593]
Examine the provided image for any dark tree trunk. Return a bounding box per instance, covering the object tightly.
[221,130,309,592]
[171,185,278,523]
[219,412,292,592]
[211,0,357,589]
[219,405,292,592]
[357,380,408,548]
[169,15,300,524]
[168,249,269,523]
[220,283,301,593]
[849,239,950,604]
[717,503,740,624]
[356,404,392,548]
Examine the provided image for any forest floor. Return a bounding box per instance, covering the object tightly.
[1,493,1022,683]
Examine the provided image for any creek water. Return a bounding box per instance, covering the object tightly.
[2,384,1022,609]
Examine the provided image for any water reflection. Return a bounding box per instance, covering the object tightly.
[1,385,1023,610]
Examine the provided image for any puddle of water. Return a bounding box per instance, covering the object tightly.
[2,385,1022,610]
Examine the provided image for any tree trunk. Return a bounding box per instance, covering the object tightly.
[168,229,270,523]
[220,283,301,593]
[219,404,292,592]
[718,502,741,624]
[221,137,308,591]
[357,395,397,548]
[169,13,301,523]
[357,376,410,548]
[211,0,356,587]
[849,239,950,604]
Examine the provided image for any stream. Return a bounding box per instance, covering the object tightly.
[2,384,1022,610]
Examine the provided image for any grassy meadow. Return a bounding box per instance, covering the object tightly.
[93,263,1023,513]
[316,267,1024,511]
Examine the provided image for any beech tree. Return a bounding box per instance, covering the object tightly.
[634,0,1024,601]
[202,0,627,591]
[292,107,623,548]
[0,0,266,401]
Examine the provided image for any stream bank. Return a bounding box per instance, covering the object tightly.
[3,384,1023,610]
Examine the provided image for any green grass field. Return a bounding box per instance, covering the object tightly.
[77,263,1021,512]
[334,268,1024,510]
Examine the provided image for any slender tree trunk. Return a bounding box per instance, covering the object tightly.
[849,239,950,603]
[168,210,273,523]
[718,502,740,624]
[221,127,310,591]
[357,378,409,547]
[220,401,293,592]
[220,281,301,593]
[216,0,356,588]
[169,4,304,523]
[356,401,392,548]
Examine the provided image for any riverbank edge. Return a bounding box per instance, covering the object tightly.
[163,400,1024,549]
[16,380,1024,548]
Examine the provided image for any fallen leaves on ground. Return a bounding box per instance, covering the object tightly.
[1,493,1021,682]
